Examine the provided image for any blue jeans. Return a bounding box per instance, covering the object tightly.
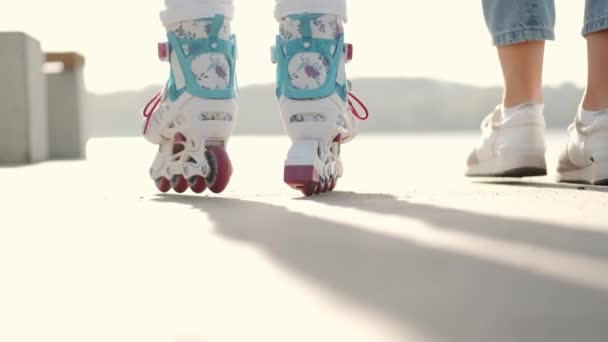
[483,0,608,46]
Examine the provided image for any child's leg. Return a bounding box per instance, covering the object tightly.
[581,0,608,111]
[557,1,608,185]
[161,0,234,26]
[466,0,555,178]
[143,0,237,194]
[273,0,366,196]
[274,0,346,20]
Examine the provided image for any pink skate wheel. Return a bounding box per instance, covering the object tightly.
[301,182,317,197]
[315,178,325,194]
[171,175,189,193]
[205,145,233,194]
[284,165,322,196]
[188,176,208,194]
[329,176,337,192]
[155,177,171,193]
[321,178,330,193]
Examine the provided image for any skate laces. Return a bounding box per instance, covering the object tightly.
[348,92,369,121]
[142,91,162,134]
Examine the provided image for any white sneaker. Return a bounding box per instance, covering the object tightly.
[466,103,547,177]
[557,109,608,185]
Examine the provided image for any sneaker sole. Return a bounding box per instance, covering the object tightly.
[466,154,547,178]
[558,162,608,186]
[494,167,547,178]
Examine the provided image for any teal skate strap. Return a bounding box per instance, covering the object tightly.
[165,15,237,101]
[271,14,348,101]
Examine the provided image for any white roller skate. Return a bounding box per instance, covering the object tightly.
[143,15,238,194]
[272,14,368,196]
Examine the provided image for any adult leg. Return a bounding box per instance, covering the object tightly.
[557,0,608,185]
[466,0,555,177]
[498,41,545,108]
[581,0,608,111]
[484,0,555,107]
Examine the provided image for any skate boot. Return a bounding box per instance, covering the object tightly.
[272,14,368,196]
[143,15,238,194]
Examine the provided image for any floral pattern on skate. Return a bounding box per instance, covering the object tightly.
[288,52,330,89]
[191,53,231,89]
[169,18,231,40]
[167,19,233,90]
[280,14,344,40]
[280,15,343,90]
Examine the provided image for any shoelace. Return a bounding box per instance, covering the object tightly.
[142,91,162,134]
[142,89,369,134]
[348,92,369,121]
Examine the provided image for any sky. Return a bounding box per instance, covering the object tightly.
[0,1,589,94]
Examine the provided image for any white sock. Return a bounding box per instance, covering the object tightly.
[501,102,544,120]
[579,108,608,126]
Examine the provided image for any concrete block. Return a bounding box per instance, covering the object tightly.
[0,32,48,164]
[46,52,87,159]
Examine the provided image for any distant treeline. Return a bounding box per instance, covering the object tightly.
[87,78,584,137]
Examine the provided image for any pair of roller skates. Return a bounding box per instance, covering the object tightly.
[142,14,367,196]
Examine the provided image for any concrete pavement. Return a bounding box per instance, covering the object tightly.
[1,134,607,342]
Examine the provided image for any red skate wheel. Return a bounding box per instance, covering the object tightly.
[329,176,337,192]
[188,176,207,194]
[171,175,189,193]
[315,178,325,194]
[155,177,171,193]
[301,181,317,197]
[205,145,233,194]
[321,177,330,193]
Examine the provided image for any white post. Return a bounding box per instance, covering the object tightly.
[46,53,87,159]
[0,32,48,164]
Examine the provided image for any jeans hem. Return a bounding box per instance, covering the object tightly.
[582,16,608,36]
[493,28,555,46]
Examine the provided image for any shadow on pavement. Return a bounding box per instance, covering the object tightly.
[314,191,608,262]
[155,193,608,342]
[475,180,608,193]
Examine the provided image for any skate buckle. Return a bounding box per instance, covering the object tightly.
[345,43,353,63]
[158,42,169,62]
